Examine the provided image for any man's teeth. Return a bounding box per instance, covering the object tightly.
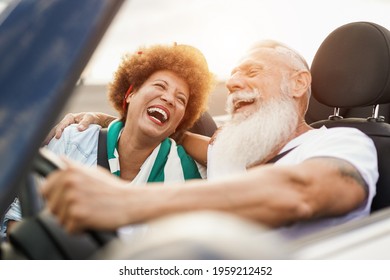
[147,107,168,122]
[234,98,254,109]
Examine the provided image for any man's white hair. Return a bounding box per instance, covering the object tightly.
[249,40,311,107]
[250,40,309,71]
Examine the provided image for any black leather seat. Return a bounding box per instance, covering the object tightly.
[188,111,217,137]
[309,22,390,212]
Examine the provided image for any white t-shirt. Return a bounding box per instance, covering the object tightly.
[209,126,378,239]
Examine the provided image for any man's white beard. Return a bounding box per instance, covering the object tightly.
[209,91,298,178]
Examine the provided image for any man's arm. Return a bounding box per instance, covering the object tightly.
[143,157,367,228]
[41,156,367,233]
[44,113,211,165]
[43,112,116,144]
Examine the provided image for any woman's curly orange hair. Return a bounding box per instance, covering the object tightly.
[108,44,215,132]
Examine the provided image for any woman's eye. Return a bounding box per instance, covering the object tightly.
[155,83,165,89]
[177,96,187,105]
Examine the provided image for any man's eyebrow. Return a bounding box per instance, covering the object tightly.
[230,64,248,75]
[231,61,265,75]
[246,61,265,69]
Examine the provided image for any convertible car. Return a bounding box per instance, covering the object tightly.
[1,0,390,260]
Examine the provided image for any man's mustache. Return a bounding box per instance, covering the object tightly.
[226,90,261,114]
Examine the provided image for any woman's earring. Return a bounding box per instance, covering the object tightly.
[122,84,134,111]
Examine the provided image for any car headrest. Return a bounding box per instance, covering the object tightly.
[311,22,390,108]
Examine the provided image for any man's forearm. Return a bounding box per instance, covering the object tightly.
[125,160,366,229]
[124,170,296,227]
[122,179,240,224]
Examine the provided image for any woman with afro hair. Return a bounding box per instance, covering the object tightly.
[1,43,214,239]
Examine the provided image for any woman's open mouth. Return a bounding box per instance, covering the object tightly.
[147,105,170,125]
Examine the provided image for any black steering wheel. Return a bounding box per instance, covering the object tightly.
[5,148,117,260]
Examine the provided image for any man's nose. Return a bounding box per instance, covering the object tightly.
[226,73,245,94]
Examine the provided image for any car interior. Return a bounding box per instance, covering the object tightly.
[289,21,390,259]
[1,0,390,260]
[308,21,390,213]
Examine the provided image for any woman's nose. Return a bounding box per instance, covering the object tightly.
[160,91,175,105]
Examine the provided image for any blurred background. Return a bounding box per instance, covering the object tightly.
[2,0,390,122]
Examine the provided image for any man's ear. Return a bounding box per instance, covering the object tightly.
[291,70,311,98]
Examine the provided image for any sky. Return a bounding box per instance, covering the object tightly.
[4,0,390,83]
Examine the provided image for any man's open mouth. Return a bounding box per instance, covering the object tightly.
[147,106,170,124]
[234,98,255,111]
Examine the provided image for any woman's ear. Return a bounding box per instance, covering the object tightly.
[291,70,311,98]
[122,85,135,111]
[126,92,133,103]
